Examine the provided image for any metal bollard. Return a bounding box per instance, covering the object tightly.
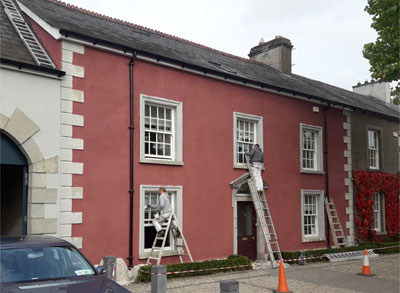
[103,255,116,280]
[298,251,306,265]
[151,265,167,293]
[220,280,239,293]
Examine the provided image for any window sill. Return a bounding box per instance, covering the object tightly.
[138,249,179,260]
[140,158,184,166]
[302,236,326,243]
[300,170,325,175]
[376,231,387,236]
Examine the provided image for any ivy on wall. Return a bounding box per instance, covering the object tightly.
[353,171,399,242]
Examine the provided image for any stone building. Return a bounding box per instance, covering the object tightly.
[0,1,65,238]
[350,81,399,238]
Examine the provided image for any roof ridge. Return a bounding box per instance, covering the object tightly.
[45,0,261,64]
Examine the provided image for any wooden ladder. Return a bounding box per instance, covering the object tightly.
[146,213,193,265]
[324,198,346,248]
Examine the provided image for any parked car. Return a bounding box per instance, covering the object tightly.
[0,236,130,292]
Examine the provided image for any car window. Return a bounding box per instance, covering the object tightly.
[0,246,95,283]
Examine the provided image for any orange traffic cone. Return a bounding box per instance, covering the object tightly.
[357,249,375,277]
[273,259,292,293]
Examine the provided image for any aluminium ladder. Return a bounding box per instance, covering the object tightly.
[246,156,282,268]
[324,198,346,248]
[146,213,193,265]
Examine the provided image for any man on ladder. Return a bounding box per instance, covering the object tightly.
[145,187,180,238]
[248,144,264,193]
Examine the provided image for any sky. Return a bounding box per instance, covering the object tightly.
[63,0,377,91]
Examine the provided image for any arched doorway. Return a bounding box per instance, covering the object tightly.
[0,132,28,236]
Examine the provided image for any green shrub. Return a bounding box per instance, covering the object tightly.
[381,234,399,243]
[136,255,251,283]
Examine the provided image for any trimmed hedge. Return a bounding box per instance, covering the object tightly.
[280,241,399,264]
[136,254,251,282]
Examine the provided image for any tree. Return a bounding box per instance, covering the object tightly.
[363,0,399,104]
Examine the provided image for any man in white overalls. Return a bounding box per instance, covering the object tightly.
[146,187,180,238]
[249,144,264,193]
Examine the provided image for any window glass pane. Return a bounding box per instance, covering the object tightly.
[165,145,171,156]
[151,118,157,130]
[150,143,156,155]
[158,120,165,131]
[158,144,164,156]
[166,109,171,120]
[165,121,171,131]
[151,106,157,117]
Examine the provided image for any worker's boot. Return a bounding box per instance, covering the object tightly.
[157,230,165,237]
[174,229,181,238]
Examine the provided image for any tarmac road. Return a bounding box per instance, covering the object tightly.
[125,254,399,292]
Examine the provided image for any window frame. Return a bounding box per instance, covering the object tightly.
[301,190,325,242]
[140,94,183,166]
[373,192,386,234]
[367,129,380,170]
[300,123,323,174]
[233,112,263,169]
[138,185,183,259]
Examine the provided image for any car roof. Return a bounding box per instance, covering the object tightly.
[0,236,74,249]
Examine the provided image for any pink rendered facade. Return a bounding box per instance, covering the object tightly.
[30,18,349,265]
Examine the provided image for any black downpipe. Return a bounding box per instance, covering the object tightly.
[324,104,331,248]
[128,51,137,267]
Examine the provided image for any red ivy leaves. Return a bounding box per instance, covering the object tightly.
[353,171,399,242]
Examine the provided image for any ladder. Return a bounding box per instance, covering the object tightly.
[246,157,282,268]
[324,198,346,248]
[146,213,193,265]
[1,0,55,68]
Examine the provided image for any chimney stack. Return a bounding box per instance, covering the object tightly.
[352,80,391,104]
[248,36,293,74]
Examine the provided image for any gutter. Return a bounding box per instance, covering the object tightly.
[0,58,65,77]
[127,51,137,268]
[58,29,400,122]
[324,104,331,248]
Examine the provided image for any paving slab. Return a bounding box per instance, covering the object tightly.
[125,254,399,292]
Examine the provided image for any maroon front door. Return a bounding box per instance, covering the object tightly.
[237,201,257,261]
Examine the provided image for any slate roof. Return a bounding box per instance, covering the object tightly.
[0,1,36,66]
[19,0,399,120]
